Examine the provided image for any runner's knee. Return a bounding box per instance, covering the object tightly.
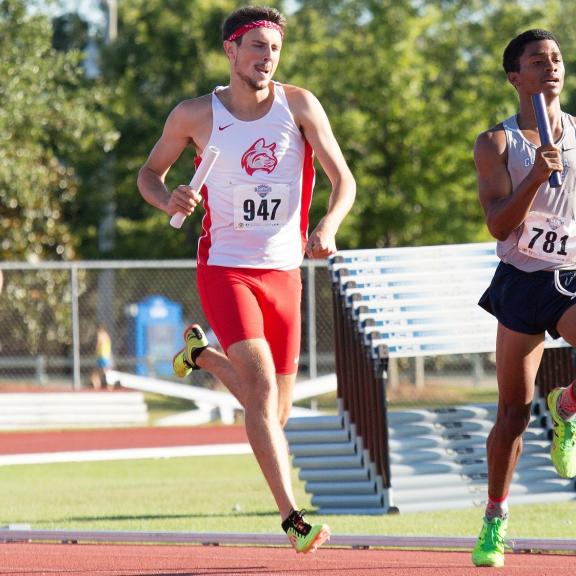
[497,403,532,438]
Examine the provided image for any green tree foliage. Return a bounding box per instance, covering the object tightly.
[0,0,116,353]
[6,0,572,260]
[96,0,566,256]
[52,11,89,52]
[282,0,558,248]
[0,0,117,262]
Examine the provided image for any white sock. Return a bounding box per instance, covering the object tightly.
[485,494,509,520]
[557,382,576,421]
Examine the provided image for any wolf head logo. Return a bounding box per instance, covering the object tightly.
[241,138,278,176]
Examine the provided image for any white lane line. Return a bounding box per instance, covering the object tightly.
[0,443,252,466]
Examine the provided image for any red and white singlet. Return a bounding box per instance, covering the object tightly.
[196,82,315,270]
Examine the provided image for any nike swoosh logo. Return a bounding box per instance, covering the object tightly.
[219,123,234,131]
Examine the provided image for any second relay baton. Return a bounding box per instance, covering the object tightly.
[531,92,562,188]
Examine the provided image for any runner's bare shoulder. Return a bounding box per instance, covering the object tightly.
[475,122,507,160]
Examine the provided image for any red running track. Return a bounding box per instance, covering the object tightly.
[0,542,572,576]
[0,426,572,575]
[0,425,248,455]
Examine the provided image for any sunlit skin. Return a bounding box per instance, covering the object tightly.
[508,39,564,103]
[139,24,355,262]
[137,16,356,525]
[224,27,283,94]
[476,39,565,243]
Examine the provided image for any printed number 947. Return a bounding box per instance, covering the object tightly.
[243,198,281,222]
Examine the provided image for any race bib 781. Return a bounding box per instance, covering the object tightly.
[518,211,576,264]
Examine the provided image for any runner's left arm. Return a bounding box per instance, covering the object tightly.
[288,86,356,259]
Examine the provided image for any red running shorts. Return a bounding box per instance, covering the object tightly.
[196,264,302,375]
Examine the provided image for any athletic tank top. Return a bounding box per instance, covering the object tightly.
[196,82,315,270]
[497,112,576,271]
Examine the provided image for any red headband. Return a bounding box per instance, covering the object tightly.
[227,20,284,42]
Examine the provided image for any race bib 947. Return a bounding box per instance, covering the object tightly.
[518,211,576,264]
[233,184,290,230]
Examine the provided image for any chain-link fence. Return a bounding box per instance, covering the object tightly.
[0,260,335,391]
[0,259,497,408]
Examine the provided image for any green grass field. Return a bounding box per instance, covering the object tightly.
[0,454,573,539]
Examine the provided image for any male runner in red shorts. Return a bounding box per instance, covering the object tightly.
[137,5,356,553]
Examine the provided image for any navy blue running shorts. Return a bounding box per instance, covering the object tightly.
[478,261,576,339]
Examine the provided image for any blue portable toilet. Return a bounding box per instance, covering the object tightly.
[133,295,183,376]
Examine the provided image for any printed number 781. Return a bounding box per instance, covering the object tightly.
[528,227,569,255]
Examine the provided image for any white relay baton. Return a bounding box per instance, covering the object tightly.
[169,146,220,229]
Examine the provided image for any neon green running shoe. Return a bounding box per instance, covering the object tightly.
[281,509,331,554]
[172,324,209,378]
[471,516,508,568]
[547,387,576,478]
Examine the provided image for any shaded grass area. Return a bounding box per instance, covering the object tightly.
[387,384,499,410]
[0,455,573,538]
[293,384,500,414]
[144,393,197,425]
